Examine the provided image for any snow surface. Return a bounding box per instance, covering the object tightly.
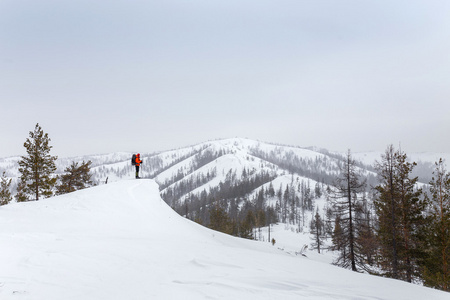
[1,180,447,300]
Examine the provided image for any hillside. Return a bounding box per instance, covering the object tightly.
[0,180,447,299]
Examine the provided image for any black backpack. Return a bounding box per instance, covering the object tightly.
[131,154,136,166]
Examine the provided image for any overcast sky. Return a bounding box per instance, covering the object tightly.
[1,0,449,158]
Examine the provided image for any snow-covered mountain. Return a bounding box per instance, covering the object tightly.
[1,179,447,299]
[1,137,369,199]
[2,137,446,230]
[2,138,446,189]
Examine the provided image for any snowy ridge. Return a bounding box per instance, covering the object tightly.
[3,138,445,188]
[0,180,447,299]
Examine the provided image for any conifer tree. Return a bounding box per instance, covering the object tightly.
[331,215,345,253]
[282,185,289,223]
[267,181,275,198]
[18,123,57,201]
[374,145,427,282]
[310,207,326,253]
[331,150,366,272]
[374,145,399,278]
[422,158,450,291]
[56,160,93,195]
[208,203,232,235]
[256,209,266,240]
[352,192,378,272]
[315,182,322,199]
[0,172,12,205]
[266,205,277,243]
[240,210,255,239]
[15,180,28,202]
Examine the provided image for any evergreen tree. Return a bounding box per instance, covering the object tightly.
[240,210,255,239]
[310,207,326,253]
[208,203,232,234]
[422,159,450,291]
[267,181,275,198]
[282,185,289,223]
[18,123,57,201]
[374,145,427,282]
[354,193,378,271]
[374,145,399,278]
[56,160,93,195]
[254,209,265,240]
[315,182,322,199]
[331,215,345,254]
[255,187,265,211]
[331,150,366,272]
[266,205,277,243]
[324,206,334,237]
[0,172,12,205]
[14,180,28,202]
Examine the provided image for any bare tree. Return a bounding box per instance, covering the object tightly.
[331,150,366,272]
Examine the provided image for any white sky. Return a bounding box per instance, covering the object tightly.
[1,0,450,158]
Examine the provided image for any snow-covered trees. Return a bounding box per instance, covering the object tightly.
[18,123,57,201]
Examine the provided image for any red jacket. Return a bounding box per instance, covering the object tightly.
[135,156,142,166]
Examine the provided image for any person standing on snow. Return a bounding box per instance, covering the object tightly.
[135,153,142,179]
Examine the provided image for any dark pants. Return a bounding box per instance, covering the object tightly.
[135,165,140,178]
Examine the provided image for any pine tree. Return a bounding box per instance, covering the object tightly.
[14,179,28,202]
[267,181,275,198]
[395,151,426,282]
[422,158,450,291]
[331,150,366,272]
[374,145,427,282]
[256,209,266,240]
[56,160,93,195]
[18,123,58,201]
[283,185,289,223]
[374,145,399,278]
[0,172,12,205]
[315,182,322,199]
[331,215,345,253]
[208,203,232,235]
[354,193,378,271]
[310,207,326,253]
[266,205,277,243]
[240,210,255,239]
[324,206,334,237]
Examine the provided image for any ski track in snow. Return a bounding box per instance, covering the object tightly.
[0,180,448,300]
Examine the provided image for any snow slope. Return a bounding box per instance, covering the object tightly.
[0,180,447,300]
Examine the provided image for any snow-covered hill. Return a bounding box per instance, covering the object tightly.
[3,138,446,191]
[0,180,447,299]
